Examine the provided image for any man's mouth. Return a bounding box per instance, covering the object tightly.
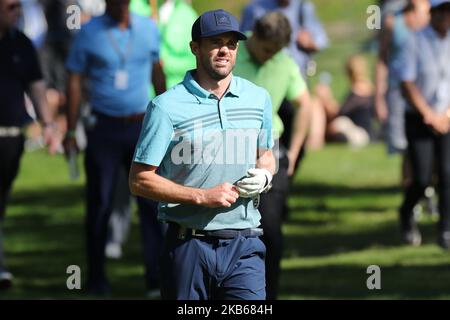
[215,58,229,66]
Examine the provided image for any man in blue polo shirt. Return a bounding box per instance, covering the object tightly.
[64,0,166,296]
[129,9,275,300]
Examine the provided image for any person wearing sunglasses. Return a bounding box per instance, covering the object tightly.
[0,0,57,290]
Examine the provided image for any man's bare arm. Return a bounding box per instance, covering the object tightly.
[28,80,53,124]
[288,90,312,176]
[63,72,83,155]
[28,80,57,153]
[152,61,167,95]
[402,81,449,134]
[256,148,276,175]
[129,163,239,208]
[375,15,394,122]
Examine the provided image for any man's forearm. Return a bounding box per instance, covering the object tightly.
[29,80,53,125]
[401,81,433,118]
[289,91,312,163]
[256,149,276,175]
[152,61,167,95]
[66,73,82,131]
[129,163,203,205]
[375,60,388,99]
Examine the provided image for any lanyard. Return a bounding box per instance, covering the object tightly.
[107,27,133,68]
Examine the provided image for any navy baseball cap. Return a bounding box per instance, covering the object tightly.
[191,9,247,41]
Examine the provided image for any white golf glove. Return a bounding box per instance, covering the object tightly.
[236,168,273,198]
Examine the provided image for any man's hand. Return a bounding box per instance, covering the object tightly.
[424,111,450,135]
[236,168,273,198]
[375,96,388,123]
[287,150,296,177]
[63,134,79,157]
[296,30,316,53]
[42,123,59,155]
[199,183,239,208]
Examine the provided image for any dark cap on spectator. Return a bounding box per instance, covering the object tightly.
[191,9,247,41]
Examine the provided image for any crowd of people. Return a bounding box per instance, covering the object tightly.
[0,0,449,299]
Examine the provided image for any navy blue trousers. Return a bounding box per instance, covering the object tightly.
[161,226,266,300]
[84,114,164,290]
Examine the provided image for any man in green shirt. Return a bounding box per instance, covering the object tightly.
[130,0,197,89]
[233,11,312,300]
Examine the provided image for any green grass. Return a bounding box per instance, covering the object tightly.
[2,144,450,299]
[3,0,448,300]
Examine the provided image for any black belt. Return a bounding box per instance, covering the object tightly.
[168,223,263,240]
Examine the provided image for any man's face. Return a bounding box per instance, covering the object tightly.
[249,37,283,64]
[106,0,130,21]
[191,32,239,80]
[0,0,22,29]
[432,5,450,35]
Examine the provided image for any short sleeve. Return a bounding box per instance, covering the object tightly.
[24,35,43,83]
[65,28,88,73]
[133,101,174,166]
[398,33,417,82]
[286,58,307,101]
[258,90,274,150]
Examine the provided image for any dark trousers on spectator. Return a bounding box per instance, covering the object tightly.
[400,113,450,233]
[84,113,164,292]
[259,142,290,300]
[0,135,25,271]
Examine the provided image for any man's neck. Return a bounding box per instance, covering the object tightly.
[118,16,130,30]
[194,69,232,100]
[431,20,447,38]
[108,12,130,30]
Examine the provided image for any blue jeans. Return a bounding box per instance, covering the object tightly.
[161,226,266,300]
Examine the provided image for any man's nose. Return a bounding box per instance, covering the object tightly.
[218,45,230,55]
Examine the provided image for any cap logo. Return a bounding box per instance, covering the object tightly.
[214,12,232,27]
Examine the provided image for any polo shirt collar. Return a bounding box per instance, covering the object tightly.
[183,70,240,102]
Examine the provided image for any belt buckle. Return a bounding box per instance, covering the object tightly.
[192,229,205,237]
[177,226,187,240]
[177,226,205,239]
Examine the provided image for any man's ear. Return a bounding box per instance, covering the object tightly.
[190,41,199,56]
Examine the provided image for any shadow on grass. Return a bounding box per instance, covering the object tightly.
[280,263,450,299]
[290,183,402,198]
[9,184,85,209]
[283,221,438,258]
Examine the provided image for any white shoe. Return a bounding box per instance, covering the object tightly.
[0,271,13,289]
[105,243,122,259]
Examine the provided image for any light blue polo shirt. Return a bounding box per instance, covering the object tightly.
[65,13,160,116]
[399,25,450,113]
[133,70,274,230]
